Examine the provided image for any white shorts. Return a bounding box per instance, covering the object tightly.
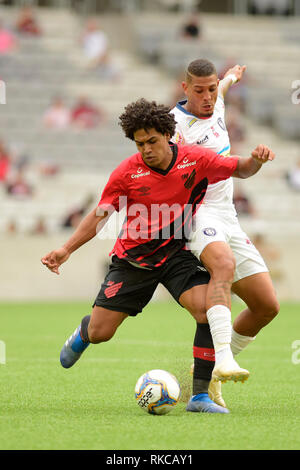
[189,209,268,283]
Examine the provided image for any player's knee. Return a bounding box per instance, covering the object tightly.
[210,254,235,281]
[262,298,280,323]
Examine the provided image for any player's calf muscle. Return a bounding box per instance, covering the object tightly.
[87,324,116,343]
[87,307,128,343]
[208,280,232,309]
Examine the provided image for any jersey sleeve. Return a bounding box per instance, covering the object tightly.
[193,146,238,184]
[97,165,127,214]
[171,121,186,145]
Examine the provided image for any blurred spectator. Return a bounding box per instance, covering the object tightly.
[39,159,60,177]
[181,14,202,40]
[0,19,17,54]
[15,6,42,36]
[0,140,11,182]
[81,18,109,69]
[249,0,291,15]
[6,170,33,198]
[43,97,70,130]
[285,158,300,191]
[30,217,48,235]
[233,186,256,217]
[62,194,94,229]
[71,96,104,129]
[81,18,120,79]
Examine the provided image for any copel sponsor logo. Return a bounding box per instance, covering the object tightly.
[131,168,150,179]
[177,158,197,169]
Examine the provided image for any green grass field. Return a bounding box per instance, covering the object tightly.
[0,300,299,450]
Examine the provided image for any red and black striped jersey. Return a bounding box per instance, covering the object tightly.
[98,143,238,268]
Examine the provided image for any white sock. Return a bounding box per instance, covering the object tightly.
[206,305,233,365]
[231,327,256,356]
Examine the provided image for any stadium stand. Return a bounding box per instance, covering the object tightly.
[0,7,172,233]
[0,6,299,299]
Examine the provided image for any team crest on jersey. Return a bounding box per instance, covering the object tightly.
[184,170,196,190]
[203,227,217,237]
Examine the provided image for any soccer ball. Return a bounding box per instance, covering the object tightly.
[135,369,181,415]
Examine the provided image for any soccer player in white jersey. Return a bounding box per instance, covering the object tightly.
[171,59,280,407]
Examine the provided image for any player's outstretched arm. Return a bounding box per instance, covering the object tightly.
[41,207,108,275]
[219,64,246,98]
[233,144,275,179]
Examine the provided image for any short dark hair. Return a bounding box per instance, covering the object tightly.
[186,59,217,82]
[119,98,176,141]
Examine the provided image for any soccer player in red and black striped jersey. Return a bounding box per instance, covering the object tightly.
[41,98,274,414]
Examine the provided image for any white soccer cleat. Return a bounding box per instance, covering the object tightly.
[212,357,249,383]
[208,379,227,408]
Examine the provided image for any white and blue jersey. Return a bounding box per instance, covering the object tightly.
[171,95,268,280]
[171,95,235,213]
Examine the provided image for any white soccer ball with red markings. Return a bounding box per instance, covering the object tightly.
[135,369,181,415]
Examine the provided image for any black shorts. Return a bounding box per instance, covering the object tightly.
[93,250,210,316]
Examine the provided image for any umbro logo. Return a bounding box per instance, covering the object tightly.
[136,186,151,196]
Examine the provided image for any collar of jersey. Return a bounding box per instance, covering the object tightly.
[142,143,178,176]
[176,99,212,120]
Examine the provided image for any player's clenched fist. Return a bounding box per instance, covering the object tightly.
[41,247,70,275]
[225,64,246,83]
[251,145,275,164]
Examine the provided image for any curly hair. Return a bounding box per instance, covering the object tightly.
[119,98,176,141]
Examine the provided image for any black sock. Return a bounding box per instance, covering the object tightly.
[193,323,215,395]
[80,315,91,343]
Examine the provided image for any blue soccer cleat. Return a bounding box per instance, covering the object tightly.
[186,393,230,414]
[60,325,90,368]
